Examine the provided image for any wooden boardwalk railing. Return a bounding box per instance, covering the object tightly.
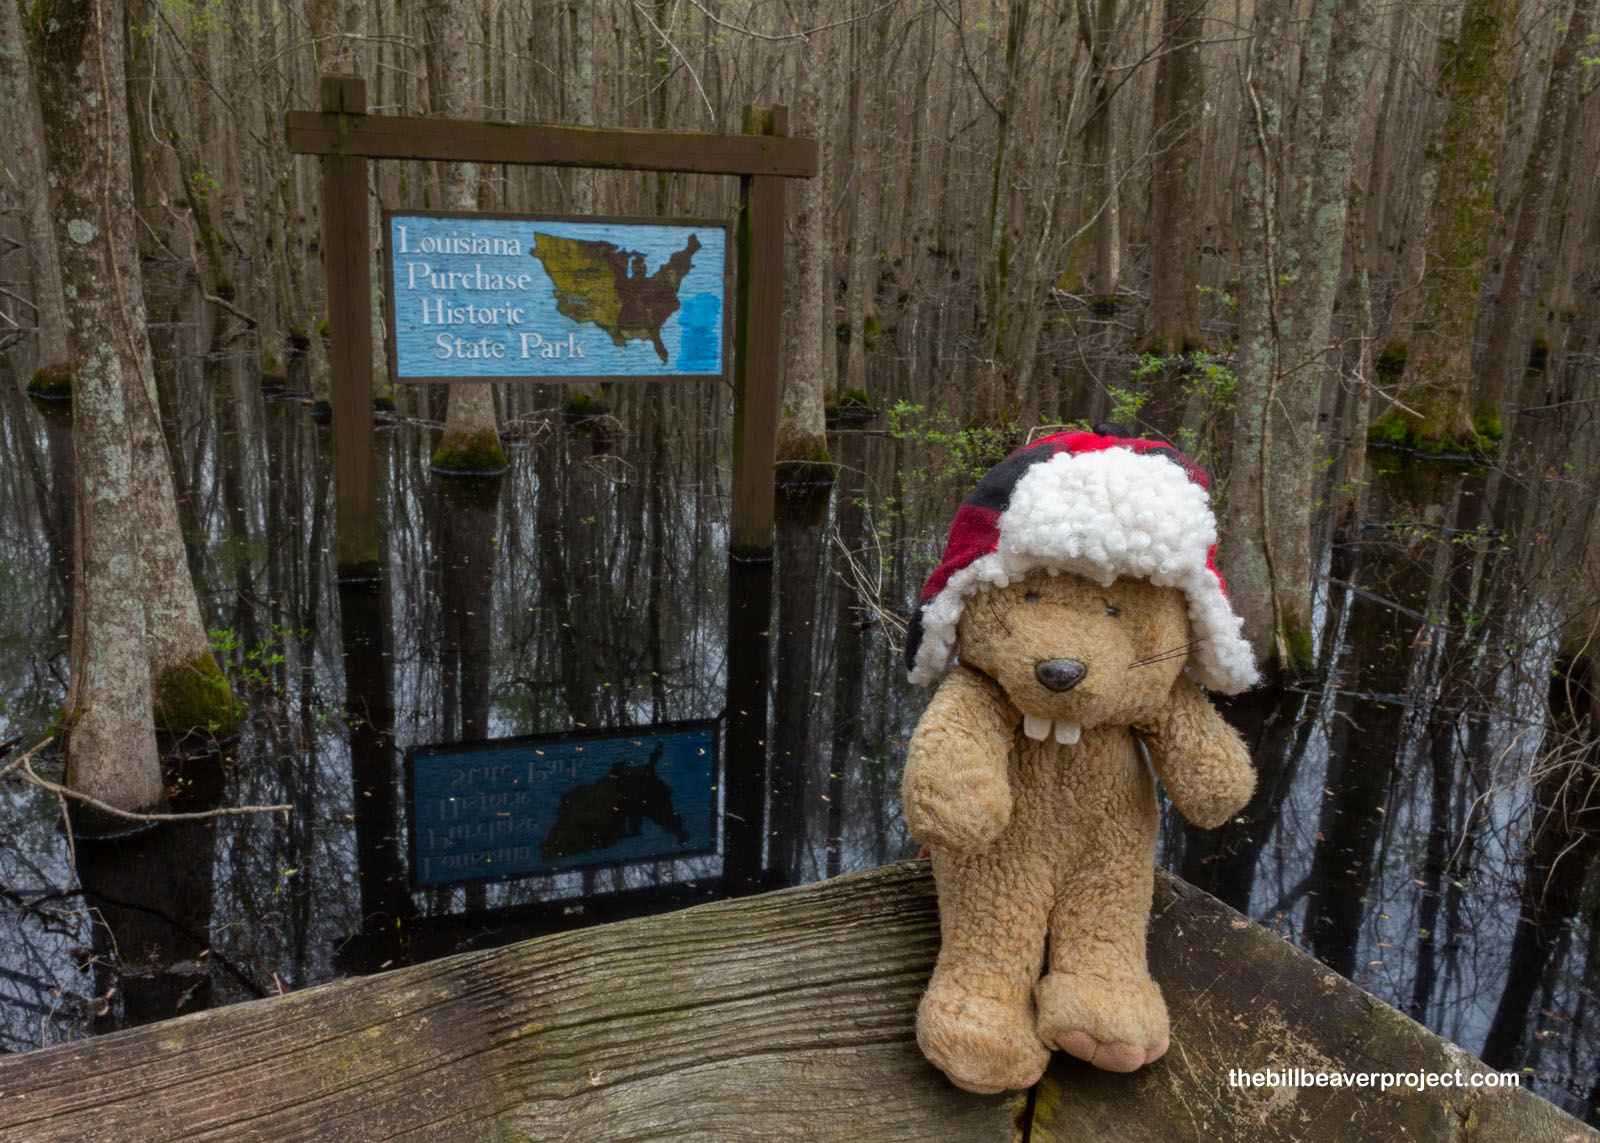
[0,863,1590,1141]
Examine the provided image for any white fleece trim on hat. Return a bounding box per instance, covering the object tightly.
[908,448,1259,693]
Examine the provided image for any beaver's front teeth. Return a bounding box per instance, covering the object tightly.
[1022,716,1082,745]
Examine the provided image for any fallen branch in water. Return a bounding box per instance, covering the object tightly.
[1,736,292,824]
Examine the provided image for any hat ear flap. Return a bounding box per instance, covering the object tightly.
[904,607,927,676]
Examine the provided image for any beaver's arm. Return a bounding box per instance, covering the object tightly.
[1133,674,1255,829]
[902,664,1016,853]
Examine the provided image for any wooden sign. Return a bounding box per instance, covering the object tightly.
[383,211,730,383]
[405,720,719,887]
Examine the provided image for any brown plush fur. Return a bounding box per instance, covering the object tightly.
[903,569,1255,1093]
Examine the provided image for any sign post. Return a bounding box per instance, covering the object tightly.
[319,76,378,581]
[730,105,787,561]
[287,79,817,580]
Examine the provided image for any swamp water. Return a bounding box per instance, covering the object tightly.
[0,279,1596,1125]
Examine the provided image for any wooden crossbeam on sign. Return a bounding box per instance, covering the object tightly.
[286,111,819,178]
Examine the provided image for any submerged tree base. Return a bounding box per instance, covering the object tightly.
[26,362,73,401]
[560,391,608,421]
[436,471,505,510]
[431,426,508,475]
[338,557,382,584]
[775,430,834,488]
[1136,328,1205,356]
[777,475,835,525]
[154,652,243,740]
[775,458,837,487]
[260,349,286,387]
[1368,406,1496,459]
[825,390,876,425]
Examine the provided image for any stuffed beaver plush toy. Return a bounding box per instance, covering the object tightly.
[901,427,1259,1094]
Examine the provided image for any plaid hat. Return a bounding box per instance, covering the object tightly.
[904,427,1258,694]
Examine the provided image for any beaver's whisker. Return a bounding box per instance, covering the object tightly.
[986,593,1011,636]
[1127,640,1204,669]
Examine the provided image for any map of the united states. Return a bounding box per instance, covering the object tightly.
[531,231,702,364]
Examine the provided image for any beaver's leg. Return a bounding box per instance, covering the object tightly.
[917,839,1052,1093]
[1033,806,1168,1073]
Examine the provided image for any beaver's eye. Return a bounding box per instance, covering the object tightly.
[1023,591,1040,602]
[1105,604,1120,617]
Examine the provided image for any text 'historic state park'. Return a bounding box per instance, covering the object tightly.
[385,212,729,381]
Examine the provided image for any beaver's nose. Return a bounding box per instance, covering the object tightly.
[1035,659,1087,692]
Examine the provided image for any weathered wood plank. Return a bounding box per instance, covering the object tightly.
[284,112,821,178]
[0,864,1588,1141]
[1032,874,1595,1142]
[0,865,1021,1142]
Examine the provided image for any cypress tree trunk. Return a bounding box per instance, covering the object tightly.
[424,0,507,475]
[1375,0,1521,449]
[126,316,235,735]
[974,0,1030,422]
[41,0,235,754]
[1141,0,1204,354]
[32,0,163,814]
[569,0,597,213]
[776,0,832,482]
[1081,0,1120,301]
[1474,0,1593,428]
[0,0,72,394]
[840,4,880,410]
[1223,0,1373,677]
[561,0,607,414]
[1223,0,1286,672]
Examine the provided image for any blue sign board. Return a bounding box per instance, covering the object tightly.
[405,721,719,887]
[383,211,730,382]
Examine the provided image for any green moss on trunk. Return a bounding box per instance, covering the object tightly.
[1368,405,1488,456]
[26,361,73,400]
[775,420,832,487]
[1277,602,1315,678]
[431,426,507,475]
[561,391,608,419]
[153,652,242,738]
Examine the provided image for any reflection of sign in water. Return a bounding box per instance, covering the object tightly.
[541,742,689,860]
[406,721,718,887]
[383,211,729,382]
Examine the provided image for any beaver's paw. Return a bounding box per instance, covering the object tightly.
[902,771,1011,853]
[1034,971,1170,1073]
[916,985,1049,1093]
